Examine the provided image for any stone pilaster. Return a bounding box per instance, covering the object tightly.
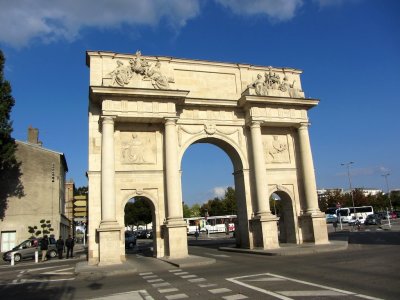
[164,118,188,258]
[298,123,328,244]
[249,121,279,249]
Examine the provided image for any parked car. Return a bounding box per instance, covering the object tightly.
[125,231,137,248]
[325,214,337,224]
[365,214,382,225]
[2,237,57,262]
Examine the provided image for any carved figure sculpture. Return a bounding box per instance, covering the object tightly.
[109,60,132,86]
[129,50,149,75]
[248,74,266,96]
[145,61,170,89]
[268,135,288,162]
[122,133,146,163]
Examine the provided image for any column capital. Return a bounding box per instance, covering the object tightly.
[164,117,178,125]
[101,115,116,122]
[298,122,311,130]
[249,121,263,129]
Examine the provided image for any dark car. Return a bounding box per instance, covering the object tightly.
[2,237,57,262]
[125,231,137,248]
[364,214,382,225]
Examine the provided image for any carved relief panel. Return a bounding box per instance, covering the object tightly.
[119,132,157,165]
[263,134,291,164]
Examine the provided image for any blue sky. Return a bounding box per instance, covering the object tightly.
[1,0,399,206]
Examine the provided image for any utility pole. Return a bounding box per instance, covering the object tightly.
[382,173,392,229]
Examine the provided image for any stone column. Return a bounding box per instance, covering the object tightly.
[165,118,182,222]
[298,123,319,213]
[249,121,279,249]
[98,116,122,265]
[297,123,328,244]
[250,121,270,217]
[164,118,188,258]
[100,116,117,225]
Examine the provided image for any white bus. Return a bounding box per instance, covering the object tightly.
[205,215,236,234]
[185,217,207,235]
[184,215,237,235]
[336,206,374,224]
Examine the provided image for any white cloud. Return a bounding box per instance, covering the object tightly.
[215,0,303,21]
[0,0,200,48]
[212,186,227,198]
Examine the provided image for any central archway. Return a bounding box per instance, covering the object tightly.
[180,135,251,248]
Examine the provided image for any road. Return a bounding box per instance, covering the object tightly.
[0,228,399,300]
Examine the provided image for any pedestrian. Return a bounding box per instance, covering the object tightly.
[333,221,338,232]
[41,235,49,262]
[194,230,199,240]
[65,235,74,258]
[56,236,64,259]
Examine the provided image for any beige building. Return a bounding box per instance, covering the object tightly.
[0,127,70,252]
[87,50,328,266]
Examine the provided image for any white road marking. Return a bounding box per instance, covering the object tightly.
[188,278,206,283]
[152,282,170,288]
[278,290,347,296]
[89,290,154,300]
[165,294,188,299]
[198,283,217,288]
[42,267,74,275]
[174,272,189,275]
[222,295,248,300]
[227,273,384,300]
[139,272,153,276]
[169,269,182,272]
[247,277,285,282]
[209,288,232,294]
[143,275,158,279]
[158,288,179,293]
[11,278,75,284]
[147,279,163,283]
[181,275,197,279]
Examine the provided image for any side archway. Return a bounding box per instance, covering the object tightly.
[269,186,299,244]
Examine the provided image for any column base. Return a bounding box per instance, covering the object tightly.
[299,212,329,245]
[250,215,280,250]
[97,224,123,266]
[163,219,188,259]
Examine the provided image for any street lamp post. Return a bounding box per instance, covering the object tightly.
[382,173,392,228]
[382,173,392,211]
[341,162,355,220]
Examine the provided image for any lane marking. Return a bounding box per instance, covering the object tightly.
[152,282,170,288]
[158,288,179,293]
[89,290,153,300]
[278,290,347,297]
[227,273,383,300]
[165,294,188,300]
[222,295,248,300]
[209,288,232,294]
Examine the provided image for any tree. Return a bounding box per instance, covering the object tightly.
[124,197,152,230]
[0,50,24,220]
[199,187,237,216]
[75,186,88,196]
[28,219,54,237]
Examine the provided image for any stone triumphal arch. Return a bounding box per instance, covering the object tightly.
[86,50,328,266]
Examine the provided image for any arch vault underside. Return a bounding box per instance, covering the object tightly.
[86,50,329,266]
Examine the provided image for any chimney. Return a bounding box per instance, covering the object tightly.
[27,126,42,146]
